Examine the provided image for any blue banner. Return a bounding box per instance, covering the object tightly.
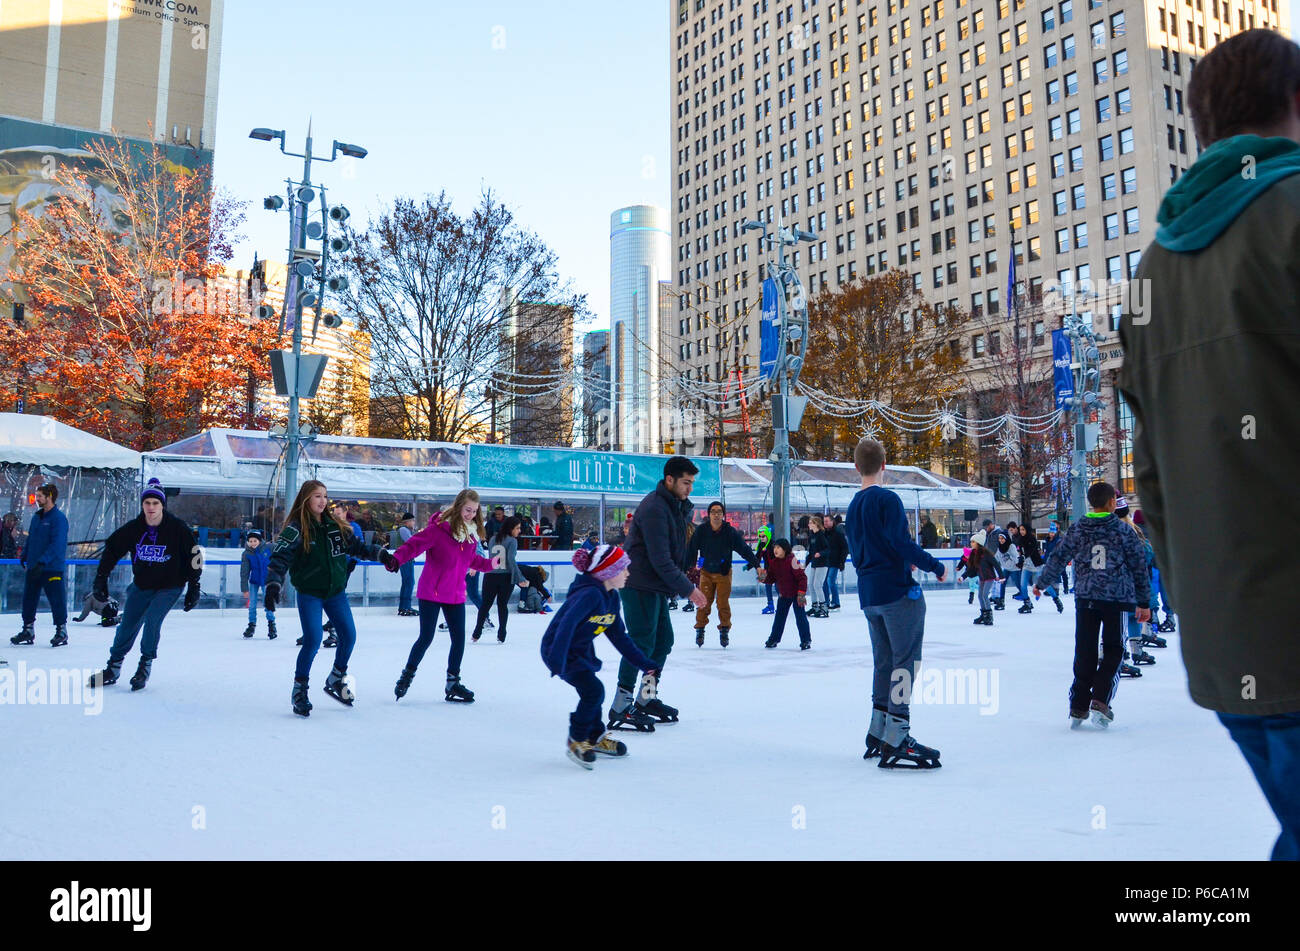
[759,277,780,380]
[467,444,722,499]
[1052,329,1074,410]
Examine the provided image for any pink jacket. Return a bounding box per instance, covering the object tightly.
[394,513,496,605]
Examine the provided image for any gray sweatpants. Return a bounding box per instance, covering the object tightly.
[863,593,927,724]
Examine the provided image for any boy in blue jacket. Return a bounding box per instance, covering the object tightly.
[541,545,659,769]
[239,530,276,639]
[844,439,946,769]
[11,483,70,648]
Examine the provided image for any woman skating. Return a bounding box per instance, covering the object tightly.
[265,480,396,717]
[389,489,497,703]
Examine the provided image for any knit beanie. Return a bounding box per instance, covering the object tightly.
[141,477,166,505]
[572,544,630,581]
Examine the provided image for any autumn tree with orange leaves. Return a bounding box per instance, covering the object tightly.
[793,269,972,468]
[0,138,281,450]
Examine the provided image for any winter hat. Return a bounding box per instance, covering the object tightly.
[247,529,264,541]
[141,477,166,505]
[401,511,414,521]
[572,544,630,581]
[1114,496,1130,517]
[757,525,772,543]
[1131,509,1145,527]
[970,529,988,547]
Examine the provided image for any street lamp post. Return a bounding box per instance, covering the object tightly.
[743,217,816,539]
[250,125,366,509]
[1061,292,1105,523]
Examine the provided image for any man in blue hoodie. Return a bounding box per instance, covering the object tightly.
[844,439,946,769]
[1118,28,1300,861]
[11,483,69,648]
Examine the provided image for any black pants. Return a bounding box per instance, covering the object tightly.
[474,574,512,638]
[563,669,605,743]
[408,601,466,676]
[769,596,811,646]
[1071,600,1125,710]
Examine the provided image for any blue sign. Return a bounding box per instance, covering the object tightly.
[467,444,722,499]
[759,277,780,380]
[1052,329,1074,410]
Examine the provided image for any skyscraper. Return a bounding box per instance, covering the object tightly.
[582,329,612,448]
[670,0,1290,490]
[609,204,670,453]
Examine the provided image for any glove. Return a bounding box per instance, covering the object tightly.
[93,576,109,603]
[379,549,400,573]
[183,582,200,612]
[264,582,281,612]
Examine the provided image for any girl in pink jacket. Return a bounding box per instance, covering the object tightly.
[388,489,497,703]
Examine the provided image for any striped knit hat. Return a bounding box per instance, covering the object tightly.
[141,477,166,505]
[572,544,630,581]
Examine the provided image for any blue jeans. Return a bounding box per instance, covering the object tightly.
[763,583,774,607]
[563,668,605,743]
[398,562,416,612]
[823,567,840,608]
[295,591,357,680]
[1217,711,1300,861]
[109,584,181,664]
[21,567,67,626]
[466,571,482,610]
[247,584,276,626]
[408,601,467,676]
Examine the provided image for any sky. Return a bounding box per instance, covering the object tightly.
[214,0,672,332]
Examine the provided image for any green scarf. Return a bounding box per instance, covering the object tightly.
[1155,135,1300,252]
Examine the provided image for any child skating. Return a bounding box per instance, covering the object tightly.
[540,545,659,768]
[1035,481,1152,729]
[240,530,276,639]
[760,539,811,650]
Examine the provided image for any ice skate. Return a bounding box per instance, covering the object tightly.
[718,627,730,648]
[1017,601,1033,614]
[241,623,256,638]
[323,665,355,705]
[87,660,121,688]
[607,702,655,732]
[636,697,679,723]
[394,666,415,701]
[1119,662,1142,678]
[49,625,68,647]
[878,734,942,770]
[1069,707,1089,729]
[10,625,34,646]
[1089,700,1114,729]
[1133,649,1156,666]
[590,732,629,757]
[1052,595,1064,613]
[764,637,779,648]
[292,678,312,717]
[444,676,475,703]
[1157,614,1176,633]
[267,618,277,640]
[322,630,338,648]
[129,657,153,691]
[695,627,705,647]
[761,604,775,615]
[566,737,596,769]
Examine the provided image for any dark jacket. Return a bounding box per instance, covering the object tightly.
[1037,514,1150,611]
[683,520,758,575]
[1018,531,1044,568]
[539,573,655,679]
[829,524,849,570]
[920,520,939,549]
[625,481,695,598]
[268,515,383,599]
[845,486,945,607]
[553,512,574,550]
[241,545,271,591]
[22,505,69,573]
[806,529,831,569]
[1119,139,1300,715]
[95,511,200,592]
[760,550,807,600]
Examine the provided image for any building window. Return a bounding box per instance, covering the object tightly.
[1104,213,1119,240]
[1119,127,1135,154]
[1117,390,1135,496]
[1124,207,1140,233]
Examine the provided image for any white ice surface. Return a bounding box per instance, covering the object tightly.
[0,590,1276,860]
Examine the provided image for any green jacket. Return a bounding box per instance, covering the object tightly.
[267,515,381,599]
[1119,137,1300,716]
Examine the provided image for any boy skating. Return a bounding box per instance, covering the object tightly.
[844,439,946,768]
[239,530,276,639]
[1035,482,1151,729]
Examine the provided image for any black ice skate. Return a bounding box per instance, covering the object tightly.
[395,666,415,701]
[267,619,277,640]
[719,627,730,648]
[878,735,942,770]
[1132,649,1156,665]
[242,623,256,638]
[1141,631,1167,649]
[50,625,68,647]
[295,635,304,646]
[968,590,975,604]
[1157,615,1176,633]
[444,676,475,703]
[1017,601,1033,614]
[87,661,121,688]
[636,697,679,723]
[972,609,993,625]
[323,665,355,706]
[129,657,153,691]
[695,627,705,647]
[864,734,883,759]
[1052,595,1064,613]
[764,637,779,648]
[1119,662,1142,678]
[10,625,34,646]
[322,631,338,648]
[607,703,655,732]
[292,678,312,717]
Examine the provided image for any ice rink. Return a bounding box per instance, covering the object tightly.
[0,589,1276,860]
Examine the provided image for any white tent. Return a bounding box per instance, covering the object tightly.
[0,414,140,469]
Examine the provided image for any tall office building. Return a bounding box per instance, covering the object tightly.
[609,204,671,453]
[582,329,612,448]
[670,0,1289,492]
[501,296,575,447]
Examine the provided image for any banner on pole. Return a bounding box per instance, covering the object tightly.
[1052,329,1074,410]
[759,277,780,380]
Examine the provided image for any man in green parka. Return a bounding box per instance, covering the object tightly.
[1118,28,1300,861]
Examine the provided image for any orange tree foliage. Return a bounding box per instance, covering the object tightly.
[793,269,971,465]
[1,139,281,450]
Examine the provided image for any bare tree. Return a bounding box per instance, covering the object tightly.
[336,192,587,444]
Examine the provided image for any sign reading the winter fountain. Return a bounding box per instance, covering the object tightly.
[467,445,721,498]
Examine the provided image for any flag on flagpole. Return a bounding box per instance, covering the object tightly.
[1005,223,1017,321]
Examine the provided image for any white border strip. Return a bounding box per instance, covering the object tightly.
[42,0,63,123]
[100,0,120,131]
[153,8,173,140]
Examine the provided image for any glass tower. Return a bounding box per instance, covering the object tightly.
[609,205,669,453]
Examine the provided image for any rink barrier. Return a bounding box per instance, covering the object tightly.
[0,553,969,615]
